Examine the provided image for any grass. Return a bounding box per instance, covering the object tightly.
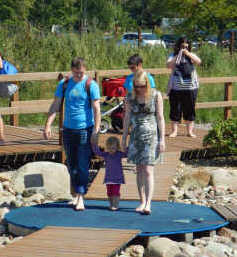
[0,27,236,127]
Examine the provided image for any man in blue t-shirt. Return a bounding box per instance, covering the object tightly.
[123,54,156,93]
[44,57,101,211]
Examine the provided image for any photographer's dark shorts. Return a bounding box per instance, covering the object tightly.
[169,89,198,122]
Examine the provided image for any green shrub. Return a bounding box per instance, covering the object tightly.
[203,118,237,154]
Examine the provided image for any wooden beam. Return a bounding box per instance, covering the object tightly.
[196,100,237,109]
[0,71,95,82]
[199,77,237,84]
[0,99,54,115]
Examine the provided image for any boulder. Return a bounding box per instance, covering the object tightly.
[209,169,237,192]
[145,237,182,257]
[178,170,211,190]
[11,162,71,199]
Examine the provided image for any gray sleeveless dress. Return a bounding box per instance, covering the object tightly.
[127,89,160,165]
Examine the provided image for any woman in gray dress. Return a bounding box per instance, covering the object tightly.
[122,70,165,214]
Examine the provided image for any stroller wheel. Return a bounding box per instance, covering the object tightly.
[100,119,110,134]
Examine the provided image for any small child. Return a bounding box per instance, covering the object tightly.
[92,136,127,211]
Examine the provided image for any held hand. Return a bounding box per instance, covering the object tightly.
[91,132,99,145]
[121,138,127,152]
[43,127,52,140]
[159,140,165,153]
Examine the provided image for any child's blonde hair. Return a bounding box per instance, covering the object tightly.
[132,70,151,103]
[106,136,120,151]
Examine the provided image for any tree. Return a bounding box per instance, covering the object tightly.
[29,0,78,29]
[154,0,237,41]
[0,0,35,24]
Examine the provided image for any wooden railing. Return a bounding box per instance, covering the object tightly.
[0,68,236,134]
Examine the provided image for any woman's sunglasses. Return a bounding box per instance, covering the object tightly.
[134,85,147,89]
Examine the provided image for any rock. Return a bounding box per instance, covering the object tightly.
[0,195,16,206]
[218,227,237,243]
[11,162,71,199]
[0,207,9,221]
[0,171,13,182]
[124,245,144,257]
[24,193,44,204]
[178,242,201,257]
[209,169,237,192]
[11,200,23,208]
[145,237,182,257]
[205,241,233,257]
[178,170,211,190]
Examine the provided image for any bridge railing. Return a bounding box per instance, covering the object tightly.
[0,69,236,143]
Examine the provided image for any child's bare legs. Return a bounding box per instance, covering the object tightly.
[135,165,146,212]
[113,196,120,209]
[186,120,196,138]
[169,121,178,138]
[107,184,120,211]
[0,116,5,143]
[108,196,113,209]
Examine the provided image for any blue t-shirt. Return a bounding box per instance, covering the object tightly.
[0,60,18,74]
[123,72,156,92]
[55,76,100,129]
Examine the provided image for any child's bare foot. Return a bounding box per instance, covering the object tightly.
[109,206,118,211]
[135,203,146,212]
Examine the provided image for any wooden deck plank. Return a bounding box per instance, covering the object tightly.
[212,205,237,222]
[0,227,139,257]
[87,151,180,201]
[0,123,208,157]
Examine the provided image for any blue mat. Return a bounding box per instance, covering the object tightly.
[5,200,228,236]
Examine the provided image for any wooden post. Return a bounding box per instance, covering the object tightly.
[94,71,99,84]
[229,31,235,56]
[138,27,142,48]
[9,82,19,126]
[59,101,66,163]
[224,82,233,120]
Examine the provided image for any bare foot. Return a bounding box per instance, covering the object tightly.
[68,197,77,206]
[168,132,177,138]
[143,204,151,215]
[135,203,146,212]
[187,133,197,138]
[110,206,118,211]
[75,196,85,211]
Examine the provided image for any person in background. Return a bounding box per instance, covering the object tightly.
[44,57,101,211]
[0,54,18,144]
[122,70,165,215]
[166,36,201,138]
[123,54,156,93]
[92,136,127,211]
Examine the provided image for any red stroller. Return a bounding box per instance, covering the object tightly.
[100,77,127,133]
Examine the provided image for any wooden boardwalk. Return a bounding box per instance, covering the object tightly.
[87,152,180,201]
[0,125,60,156]
[87,124,209,201]
[0,123,208,156]
[0,227,139,257]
